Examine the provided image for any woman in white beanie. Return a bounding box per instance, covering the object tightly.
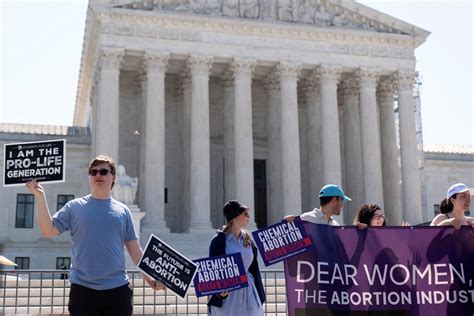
[430,183,473,227]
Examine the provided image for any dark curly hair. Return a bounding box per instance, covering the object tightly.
[439,193,457,214]
[353,203,386,226]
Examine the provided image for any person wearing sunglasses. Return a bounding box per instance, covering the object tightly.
[25,155,165,316]
[207,200,266,316]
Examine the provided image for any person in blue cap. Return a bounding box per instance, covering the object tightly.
[284,184,351,225]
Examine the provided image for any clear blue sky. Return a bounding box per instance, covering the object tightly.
[1,0,473,146]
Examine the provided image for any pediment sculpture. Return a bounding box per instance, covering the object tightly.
[119,0,404,34]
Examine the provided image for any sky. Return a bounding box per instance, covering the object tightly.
[0,0,473,146]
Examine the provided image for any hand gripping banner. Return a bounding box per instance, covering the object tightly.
[284,223,474,316]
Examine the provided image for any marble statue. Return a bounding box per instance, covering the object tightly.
[112,165,138,205]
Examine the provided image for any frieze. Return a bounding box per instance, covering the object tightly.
[99,16,413,60]
[119,0,406,35]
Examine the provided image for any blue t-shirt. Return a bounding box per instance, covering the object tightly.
[52,194,138,290]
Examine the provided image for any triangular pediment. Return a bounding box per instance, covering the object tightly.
[114,0,429,37]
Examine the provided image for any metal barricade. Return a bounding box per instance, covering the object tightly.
[0,269,287,315]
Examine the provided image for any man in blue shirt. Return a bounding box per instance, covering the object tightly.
[26,155,164,316]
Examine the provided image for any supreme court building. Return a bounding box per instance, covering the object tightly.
[7,0,466,267]
[76,0,430,229]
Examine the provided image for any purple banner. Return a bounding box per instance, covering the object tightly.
[285,223,474,316]
[193,253,248,297]
[252,218,313,266]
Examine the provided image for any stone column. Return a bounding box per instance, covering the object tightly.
[378,77,402,225]
[304,73,324,207]
[90,71,100,157]
[136,69,147,211]
[358,68,384,208]
[264,72,283,223]
[278,62,302,213]
[176,70,193,232]
[188,55,213,231]
[396,70,423,223]
[231,59,257,227]
[317,65,342,186]
[221,71,235,202]
[141,51,169,230]
[95,47,124,160]
[341,76,364,222]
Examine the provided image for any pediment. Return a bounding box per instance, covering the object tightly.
[114,0,429,37]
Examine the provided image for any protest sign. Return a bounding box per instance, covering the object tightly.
[3,139,66,187]
[285,223,474,315]
[193,253,248,297]
[138,234,198,299]
[252,217,313,266]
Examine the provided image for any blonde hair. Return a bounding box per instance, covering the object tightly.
[222,221,252,248]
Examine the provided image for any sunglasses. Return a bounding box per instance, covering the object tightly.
[89,168,111,176]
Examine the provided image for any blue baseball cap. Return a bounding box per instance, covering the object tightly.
[319,184,352,203]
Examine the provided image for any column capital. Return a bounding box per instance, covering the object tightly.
[220,69,234,89]
[395,70,417,91]
[263,71,280,92]
[179,65,193,85]
[357,67,380,88]
[377,77,396,100]
[143,51,170,74]
[230,58,256,77]
[306,71,321,91]
[317,64,341,85]
[299,75,320,99]
[277,62,302,80]
[187,54,213,76]
[341,75,359,97]
[98,47,124,70]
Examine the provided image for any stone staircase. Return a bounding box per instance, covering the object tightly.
[0,273,287,315]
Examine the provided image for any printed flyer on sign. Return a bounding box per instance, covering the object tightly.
[284,223,474,316]
[138,234,198,299]
[193,253,248,297]
[3,139,66,187]
[252,217,313,266]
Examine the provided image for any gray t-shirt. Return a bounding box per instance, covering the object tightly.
[300,208,340,226]
[52,194,138,290]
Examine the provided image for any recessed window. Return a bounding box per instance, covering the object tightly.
[57,195,74,212]
[15,257,30,269]
[15,194,34,228]
[56,257,71,270]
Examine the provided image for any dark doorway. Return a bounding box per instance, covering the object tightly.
[254,159,268,228]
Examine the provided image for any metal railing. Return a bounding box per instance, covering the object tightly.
[0,269,287,315]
